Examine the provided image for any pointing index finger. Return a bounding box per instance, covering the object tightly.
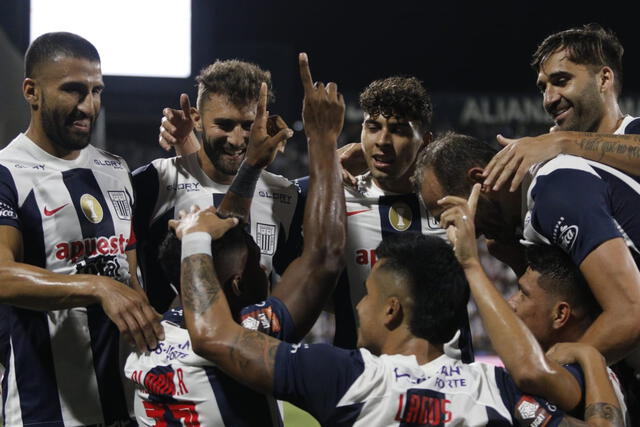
[299,52,313,93]
[468,183,481,217]
[180,93,192,120]
[254,82,268,127]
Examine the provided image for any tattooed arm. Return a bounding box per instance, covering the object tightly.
[483,131,640,192]
[550,343,625,427]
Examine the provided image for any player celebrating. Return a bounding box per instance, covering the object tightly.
[0,32,162,426]
[134,59,296,313]
[125,53,346,426]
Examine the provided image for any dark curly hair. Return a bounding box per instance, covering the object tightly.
[376,233,469,344]
[532,23,624,95]
[359,76,432,133]
[196,59,274,110]
[25,32,100,78]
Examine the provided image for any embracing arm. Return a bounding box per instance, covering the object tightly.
[438,185,582,411]
[577,238,640,364]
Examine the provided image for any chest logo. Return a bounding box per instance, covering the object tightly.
[81,194,104,224]
[108,191,132,220]
[389,202,412,231]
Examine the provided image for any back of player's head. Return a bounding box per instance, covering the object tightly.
[159,223,266,312]
[532,23,624,95]
[525,244,601,323]
[414,131,497,196]
[359,76,432,134]
[195,59,274,111]
[25,32,100,78]
[375,233,469,344]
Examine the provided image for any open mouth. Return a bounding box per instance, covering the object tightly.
[372,154,394,169]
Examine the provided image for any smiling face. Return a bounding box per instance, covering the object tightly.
[196,93,257,184]
[536,48,606,132]
[30,56,103,153]
[361,113,425,193]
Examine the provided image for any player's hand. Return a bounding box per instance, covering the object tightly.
[299,52,345,142]
[482,133,566,192]
[168,205,238,240]
[338,142,367,187]
[159,93,200,154]
[96,277,164,353]
[245,83,294,169]
[546,342,604,366]
[437,183,481,268]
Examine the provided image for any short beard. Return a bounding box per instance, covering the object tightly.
[202,134,246,177]
[40,94,92,151]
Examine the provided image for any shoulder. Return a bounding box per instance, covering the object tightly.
[618,116,640,135]
[259,170,296,189]
[90,146,131,172]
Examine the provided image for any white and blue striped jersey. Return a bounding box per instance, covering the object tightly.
[294,174,472,361]
[0,133,136,426]
[133,153,300,313]
[274,342,582,426]
[125,298,294,426]
[523,115,640,266]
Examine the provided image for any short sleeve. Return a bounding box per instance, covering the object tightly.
[273,342,365,425]
[0,164,20,229]
[239,296,296,341]
[530,168,621,265]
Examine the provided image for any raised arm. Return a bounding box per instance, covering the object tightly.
[484,131,640,192]
[438,185,582,411]
[0,225,163,352]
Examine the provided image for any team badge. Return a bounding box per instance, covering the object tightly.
[80,194,103,223]
[389,202,412,231]
[256,223,276,255]
[109,191,132,220]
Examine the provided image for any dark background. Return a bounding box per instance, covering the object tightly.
[2,0,639,177]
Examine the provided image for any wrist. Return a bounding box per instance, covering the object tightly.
[229,161,261,198]
[181,232,213,260]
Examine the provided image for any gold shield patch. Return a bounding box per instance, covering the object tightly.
[389,202,412,231]
[80,194,104,224]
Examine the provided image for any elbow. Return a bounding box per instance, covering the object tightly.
[187,323,228,363]
[509,362,551,395]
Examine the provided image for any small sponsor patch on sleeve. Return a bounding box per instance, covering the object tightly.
[0,201,18,220]
[515,396,553,427]
[240,305,281,334]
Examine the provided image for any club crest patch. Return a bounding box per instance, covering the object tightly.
[389,202,413,231]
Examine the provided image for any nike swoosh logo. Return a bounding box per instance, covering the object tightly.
[346,209,371,216]
[44,203,69,216]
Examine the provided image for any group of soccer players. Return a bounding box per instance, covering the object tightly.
[0,22,639,427]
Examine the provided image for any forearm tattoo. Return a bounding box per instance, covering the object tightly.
[576,134,640,162]
[181,254,220,314]
[229,328,279,377]
[584,403,624,427]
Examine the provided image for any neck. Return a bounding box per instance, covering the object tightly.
[25,120,81,160]
[197,147,234,185]
[380,328,443,365]
[596,99,624,133]
[373,169,415,194]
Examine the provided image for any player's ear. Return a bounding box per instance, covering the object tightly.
[384,296,404,330]
[230,275,243,296]
[598,66,615,93]
[467,167,485,184]
[193,109,203,132]
[551,301,571,329]
[23,78,39,111]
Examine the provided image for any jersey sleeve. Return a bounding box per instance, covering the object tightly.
[494,364,584,426]
[239,296,296,341]
[530,168,621,265]
[0,164,21,229]
[273,342,366,425]
[132,163,160,243]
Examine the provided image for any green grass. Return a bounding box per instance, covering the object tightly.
[284,402,320,426]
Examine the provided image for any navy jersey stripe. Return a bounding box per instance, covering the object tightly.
[11,307,64,425]
[20,191,47,268]
[140,208,176,312]
[378,194,422,240]
[62,168,129,422]
[457,309,475,364]
[624,118,640,135]
[332,270,358,349]
[493,366,517,423]
[132,163,160,243]
[212,193,224,207]
[485,406,511,425]
[0,164,20,228]
[205,366,281,426]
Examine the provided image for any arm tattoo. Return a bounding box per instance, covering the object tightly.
[181,254,221,314]
[585,403,624,427]
[577,136,640,161]
[228,328,279,381]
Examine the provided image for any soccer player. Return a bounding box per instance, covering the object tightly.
[481,24,640,193]
[169,181,623,426]
[125,53,346,425]
[0,32,163,426]
[134,59,297,313]
[416,132,640,407]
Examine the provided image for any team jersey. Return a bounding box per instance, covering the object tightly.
[124,297,295,426]
[295,174,472,361]
[523,115,640,267]
[0,133,136,426]
[133,152,300,313]
[274,342,587,426]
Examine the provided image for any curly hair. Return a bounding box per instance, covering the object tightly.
[196,59,274,110]
[359,76,432,132]
[376,233,469,344]
[532,23,624,95]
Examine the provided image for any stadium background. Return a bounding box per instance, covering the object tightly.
[1,2,638,425]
